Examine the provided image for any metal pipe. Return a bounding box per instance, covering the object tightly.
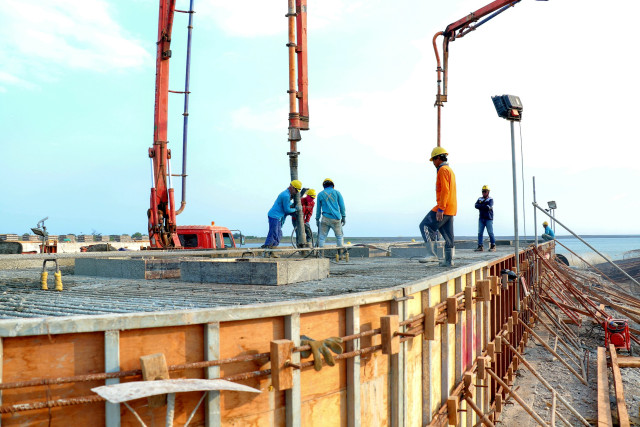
[486,369,547,426]
[532,202,640,290]
[532,176,538,286]
[510,120,520,309]
[176,0,195,216]
[432,32,444,147]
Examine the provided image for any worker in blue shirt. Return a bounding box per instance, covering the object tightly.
[263,180,302,252]
[315,178,346,248]
[542,221,555,241]
[474,185,496,252]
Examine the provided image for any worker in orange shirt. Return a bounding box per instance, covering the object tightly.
[418,147,457,267]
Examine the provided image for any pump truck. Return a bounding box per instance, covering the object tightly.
[147,0,239,249]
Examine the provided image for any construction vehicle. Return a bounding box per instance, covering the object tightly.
[147,0,240,249]
[433,0,546,147]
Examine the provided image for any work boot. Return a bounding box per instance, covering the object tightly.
[418,241,438,263]
[489,244,496,252]
[270,251,279,258]
[439,247,454,267]
[474,245,484,252]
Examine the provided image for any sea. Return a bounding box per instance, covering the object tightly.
[245,235,640,262]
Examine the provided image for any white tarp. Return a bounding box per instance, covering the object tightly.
[92,379,260,403]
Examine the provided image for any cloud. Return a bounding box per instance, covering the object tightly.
[0,0,150,89]
[198,0,368,37]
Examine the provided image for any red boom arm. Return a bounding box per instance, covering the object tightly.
[148,0,181,248]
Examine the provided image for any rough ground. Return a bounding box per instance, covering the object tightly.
[499,311,640,426]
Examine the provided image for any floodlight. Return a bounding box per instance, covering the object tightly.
[491,94,523,121]
[547,201,557,209]
[31,228,46,237]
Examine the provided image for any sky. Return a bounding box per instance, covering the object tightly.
[1,0,639,239]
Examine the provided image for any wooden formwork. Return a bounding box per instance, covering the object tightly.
[0,243,552,426]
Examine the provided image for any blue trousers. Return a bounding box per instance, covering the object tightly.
[419,211,455,249]
[478,218,495,246]
[264,216,283,247]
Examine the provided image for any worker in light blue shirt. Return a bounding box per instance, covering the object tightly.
[263,180,302,251]
[542,221,555,241]
[315,178,346,248]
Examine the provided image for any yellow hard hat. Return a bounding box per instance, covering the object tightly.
[306,189,317,198]
[482,185,490,191]
[291,180,302,191]
[430,146,448,160]
[323,178,333,184]
[542,221,549,226]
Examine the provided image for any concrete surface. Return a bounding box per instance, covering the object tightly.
[181,258,330,286]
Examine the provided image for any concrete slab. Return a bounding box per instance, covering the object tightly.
[75,258,180,279]
[181,258,330,286]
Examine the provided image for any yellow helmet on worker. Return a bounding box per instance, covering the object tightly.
[306,189,317,198]
[290,180,302,191]
[482,185,490,191]
[430,147,448,161]
[322,178,334,188]
[542,221,549,227]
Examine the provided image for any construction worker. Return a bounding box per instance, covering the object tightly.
[541,221,555,241]
[419,147,457,266]
[316,178,346,248]
[263,180,303,251]
[292,188,316,244]
[475,185,496,252]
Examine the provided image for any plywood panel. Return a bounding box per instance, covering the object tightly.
[119,325,205,426]
[361,375,388,427]
[447,279,456,395]
[219,317,285,422]
[301,390,347,427]
[1,333,105,427]
[405,291,423,427]
[359,302,390,423]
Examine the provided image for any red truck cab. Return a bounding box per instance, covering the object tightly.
[176,225,237,249]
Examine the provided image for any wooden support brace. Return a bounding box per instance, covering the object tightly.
[477,356,489,380]
[609,344,631,427]
[550,390,557,427]
[490,276,500,296]
[465,286,473,311]
[447,297,458,324]
[464,394,495,427]
[463,372,474,396]
[140,353,170,408]
[487,368,548,426]
[495,336,502,354]
[447,396,458,426]
[487,342,495,361]
[424,306,436,341]
[271,339,294,391]
[478,279,491,302]
[381,315,400,355]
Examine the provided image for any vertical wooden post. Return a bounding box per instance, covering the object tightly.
[447,297,459,324]
[285,313,301,427]
[140,353,170,408]
[0,337,3,427]
[104,330,120,427]
[422,290,434,426]
[205,322,221,427]
[447,396,459,426]
[441,282,451,407]
[389,301,404,427]
[454,277,463,389]
[381,315,400,355]
[346,306,361,427]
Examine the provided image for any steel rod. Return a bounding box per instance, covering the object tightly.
[510,120,520,310]
[486,369,546,426]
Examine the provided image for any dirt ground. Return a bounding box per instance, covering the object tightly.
[499,310,640,426]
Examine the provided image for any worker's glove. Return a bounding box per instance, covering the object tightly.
[300,335,344,371]
[341,217,346,226]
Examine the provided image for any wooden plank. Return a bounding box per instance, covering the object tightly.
[617,356,640,368]
[346,306,361,427]
[285,313,301,427]
[597,347,613,427]
[140,353,170,408]
[390,300,404,427]
[104,330,120,427]
[609,344,631,427]
[405,292,423,427]
[271,340,294,391]
[381,315,400,355]
[424,306,437,340]
[205,322,221,427]
[447,297,459,324]
[465,286,473,311]
[441,282,450,408]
